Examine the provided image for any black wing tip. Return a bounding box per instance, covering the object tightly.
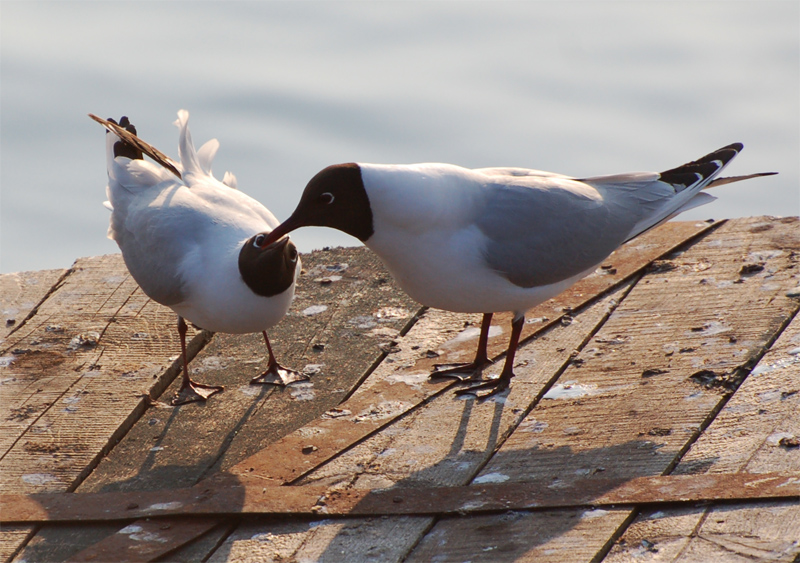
[692,142,743,166]
[659,142,744,189]
[109,115,143,161]
[90,112,181,179]
[719,142,743,153]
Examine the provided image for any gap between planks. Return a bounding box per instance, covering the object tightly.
[604,299,800,562]
[0,219,720,560]
[405,216,800,563]
[0,256,209,563]
[55,220,717,563]
[180,216,800,563]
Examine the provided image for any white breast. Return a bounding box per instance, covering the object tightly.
[360,163,591,316]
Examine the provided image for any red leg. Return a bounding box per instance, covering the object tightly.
[170,316,224,405]
[250,331,308,386]
[456,314,524,399]
[430,313,494,381]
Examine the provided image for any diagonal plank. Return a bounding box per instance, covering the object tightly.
[0,255,206,492]
[64,286,631,563]
[12,247,420,563]
[0,267,67,343]
[62,221,716,563]
[0,266,68,563]
[0,255,208,563]
[199,282,634,562]
[604,285,800,562]
[231,220,718,486]
[405,216,800,562]
[3,472,799,523]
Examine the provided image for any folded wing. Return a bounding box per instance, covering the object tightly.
[477,143,751,288]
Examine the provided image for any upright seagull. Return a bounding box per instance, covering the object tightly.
[91,111,303,405]
[261,144,775,398]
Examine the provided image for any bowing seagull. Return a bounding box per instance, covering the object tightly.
[91,111,303,405]
[259,143,775,399]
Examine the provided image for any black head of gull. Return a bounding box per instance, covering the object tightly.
[239,234,299,297]
[263,163,374,246]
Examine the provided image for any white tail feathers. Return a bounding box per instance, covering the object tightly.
[196,138,220,176]
[222,171,238,189]
[174,109,204,181]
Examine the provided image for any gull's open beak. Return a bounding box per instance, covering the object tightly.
[262,215,302,247]
[262,235,290,251]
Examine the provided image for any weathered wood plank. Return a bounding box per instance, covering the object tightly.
[212,247,423,472]
[0,268,67,342]
[0,255,202,493]
[133,306,487,562]
[54,221,713,562]
[204,515,431,563]
[0,268,68,561]
[405,216,800,562]
[201,282,633,562]
[604,292,800,562]
[0,255,208,563]
[61,222,709,563]
[0,527,34,563]
[12,247,421,563]
[227,221,715,487]
[674,302,800,476]
[80,247,419,490]
[604,502,800,562]
[62,305,493,563]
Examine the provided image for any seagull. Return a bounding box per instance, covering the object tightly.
[91,110,304,405]
[259,144,775,398]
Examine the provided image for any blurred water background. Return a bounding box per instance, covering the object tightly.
[1,1,798,274]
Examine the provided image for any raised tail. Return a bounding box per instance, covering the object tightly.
[89,113,181,178]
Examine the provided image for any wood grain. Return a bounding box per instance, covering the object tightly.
[63,222,704,563]
[406,217,800,562]
[0,255,206,563]
[0,268,67,342]
[605,282,800,562]
[13,247,421,563]
[203,282,633,562]
[5,217,797,563]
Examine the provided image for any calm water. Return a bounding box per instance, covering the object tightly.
[2,1,798,274]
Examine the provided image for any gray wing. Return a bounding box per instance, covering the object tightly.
[476,143,751,288]
[473,167,573,180]
[476,177,641,288]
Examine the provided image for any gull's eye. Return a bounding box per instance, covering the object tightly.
[320,192,334,204]
[254,234,266,248]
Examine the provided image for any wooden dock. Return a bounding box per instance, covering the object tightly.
[1,216,799,562]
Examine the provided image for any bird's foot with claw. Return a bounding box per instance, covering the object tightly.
[251,364,309,386]
[455,375,511,400]
[429,360,493,382]
[171,380,224,405]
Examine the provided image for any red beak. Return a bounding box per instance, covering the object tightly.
[263,235,290,251]
[262,215,302,247]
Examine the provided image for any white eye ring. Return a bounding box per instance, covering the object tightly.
[254,234,266,248]
[321,192,334,204]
